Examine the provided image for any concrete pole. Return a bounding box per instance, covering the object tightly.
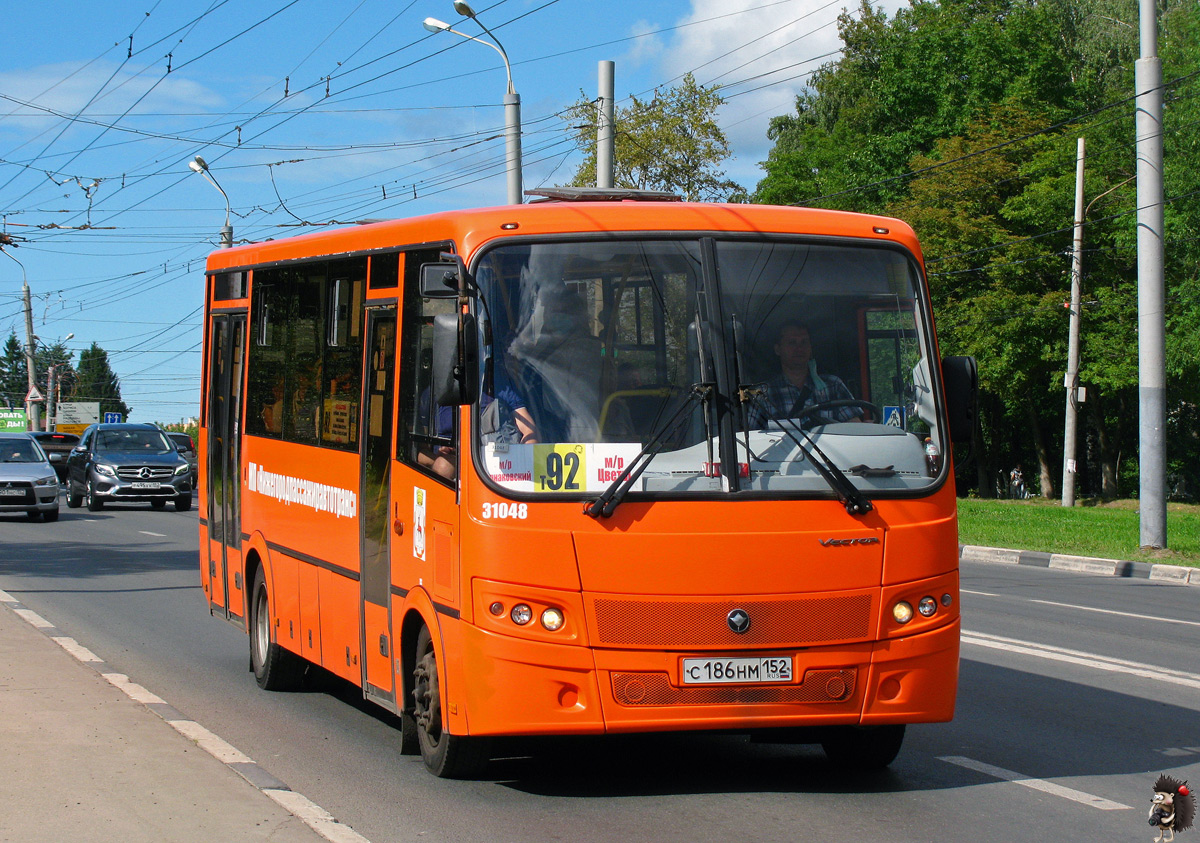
[597,61,615,189]
[504,92,523,205]
[1062,138,1085,508]
[1136,0,1166,547]
[22,282,40,431]
[46,365,56,431]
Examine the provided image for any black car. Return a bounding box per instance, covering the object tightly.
[29,431,80,481]
[66,423,192,512]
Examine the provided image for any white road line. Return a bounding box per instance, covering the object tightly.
[13,608,53,629]
[265,790,373,843]
[961,589,999,596]
[962,630,1200,690]
[139,531,167,537]
[938,756,1131,810]
[1029,598,1200,628]
[52,636,102,663]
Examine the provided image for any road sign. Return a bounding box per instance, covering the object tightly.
[26,386,44,403]
[57,401,100,436]
[104,412,123,423]
[883,405,905,427]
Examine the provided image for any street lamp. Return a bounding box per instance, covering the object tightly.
[423,1,523,205]
[45,332,74,432]
[188,155,234,248]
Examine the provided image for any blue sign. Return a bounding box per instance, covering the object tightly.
[104,412,123,423]
[882,406,904,427]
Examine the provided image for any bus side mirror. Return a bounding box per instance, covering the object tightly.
[941,355,978,444]
[431,313,480,406]
[420,262,461,298]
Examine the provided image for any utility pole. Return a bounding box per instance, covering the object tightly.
[1062,138,1085,507]
[1136,0,1166,547]
[22,280,40,432]
[597,61,615,189]
[46,366,56,431]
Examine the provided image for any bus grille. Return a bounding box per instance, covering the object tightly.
[591,594,872,648]
[611,668,856,706]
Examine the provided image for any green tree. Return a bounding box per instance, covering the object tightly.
[0,332,25,409]
[563,73,741,201]
[72,343,131,420]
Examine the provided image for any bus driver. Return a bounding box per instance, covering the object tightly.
[746,320,862,429]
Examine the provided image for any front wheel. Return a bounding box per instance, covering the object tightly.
[821,724,905,770]
[411,625,489,778]
[150,499,167,510]
[174,494,191,512]
[249,567,305,690]
[86,481,104,511]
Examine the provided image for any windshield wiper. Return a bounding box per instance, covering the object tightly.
[750,395,873,516]
[584,383,711,519]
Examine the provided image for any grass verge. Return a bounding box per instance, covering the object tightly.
[956,498,1200,568]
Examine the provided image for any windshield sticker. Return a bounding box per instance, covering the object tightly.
[413,487,426,561]
[246,461,357,519]
[483,443,643,493]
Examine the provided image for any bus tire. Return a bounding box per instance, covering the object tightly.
[411,625,489,778]
[249,567,305,691]
[821,725,905,770]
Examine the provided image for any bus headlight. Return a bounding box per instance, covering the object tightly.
[540,608,565,631]
[892,601,914,624]
[918,596,938,617]
[510,604,533,625]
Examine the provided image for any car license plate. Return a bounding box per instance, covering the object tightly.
[0,488,24,497]
[130,482,160,489]
[681,656,793,685]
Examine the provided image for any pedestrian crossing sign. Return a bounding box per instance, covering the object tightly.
[883,406,904,427]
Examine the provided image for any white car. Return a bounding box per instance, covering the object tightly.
[0,432,60,522]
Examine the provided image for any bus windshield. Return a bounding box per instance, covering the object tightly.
[473,237,944,499]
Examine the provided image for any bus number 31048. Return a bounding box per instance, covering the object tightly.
[481,502,529,520]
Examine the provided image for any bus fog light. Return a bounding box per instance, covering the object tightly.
[893,601,914,624]
[941,593,953,607]
[510,604,533,625]
[540,608,564,631]
[488,601,505,617]
[918,596,937,617]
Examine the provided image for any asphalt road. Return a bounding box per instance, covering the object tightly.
[2,499,1198,843]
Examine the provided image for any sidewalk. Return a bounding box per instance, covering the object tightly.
[0,591,347,843]
[960,544,1200,585]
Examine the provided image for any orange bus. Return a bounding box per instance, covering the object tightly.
[198,188,977,778]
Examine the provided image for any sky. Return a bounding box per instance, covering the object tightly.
[0,0,905,425]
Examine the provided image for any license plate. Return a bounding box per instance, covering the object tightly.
[681,656,793,685]
[130,482,160,489]
[0,488,25,497]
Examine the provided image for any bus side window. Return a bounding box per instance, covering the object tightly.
[396,247,457,484]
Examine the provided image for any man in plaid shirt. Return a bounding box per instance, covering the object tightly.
[745,321,862,429]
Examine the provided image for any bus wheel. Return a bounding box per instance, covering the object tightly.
[821,725,905,770]
[249,567,305,691]
[411,625,488,778]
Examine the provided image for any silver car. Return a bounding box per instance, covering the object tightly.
[0,432,61,522]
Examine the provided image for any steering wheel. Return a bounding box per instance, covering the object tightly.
[794,399,882,425]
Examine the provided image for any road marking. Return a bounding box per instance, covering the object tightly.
[962,630,1200,690]
[961,589,999,596]
[0,590,375,843]
[1029,598,1200,628]
[938,756,1131,810]
[139,530,167,537]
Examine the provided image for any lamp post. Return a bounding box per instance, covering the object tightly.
[45,332,74,432]
[188,156,233,248]
[424,1,523,205]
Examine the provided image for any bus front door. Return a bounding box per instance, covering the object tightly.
[360,308,397,709]
[205,313,246,621]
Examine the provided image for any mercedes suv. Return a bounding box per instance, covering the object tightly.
[66,423,193,512]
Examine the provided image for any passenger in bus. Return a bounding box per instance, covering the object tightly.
[291,363,321,443]
[261,379,285,434]
[746,320,862,429]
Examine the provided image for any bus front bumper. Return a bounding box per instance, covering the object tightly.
[456,619,959,738]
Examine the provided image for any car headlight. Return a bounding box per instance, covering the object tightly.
[174,463,190,476]
[34,475,58,486]
[94,463,116,477]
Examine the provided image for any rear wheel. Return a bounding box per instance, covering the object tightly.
[411,625,489,778]
[249,567,305,690]
[85,481,103,511]
[821,725,905,770]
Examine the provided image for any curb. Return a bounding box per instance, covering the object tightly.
[959,544,1200,586]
